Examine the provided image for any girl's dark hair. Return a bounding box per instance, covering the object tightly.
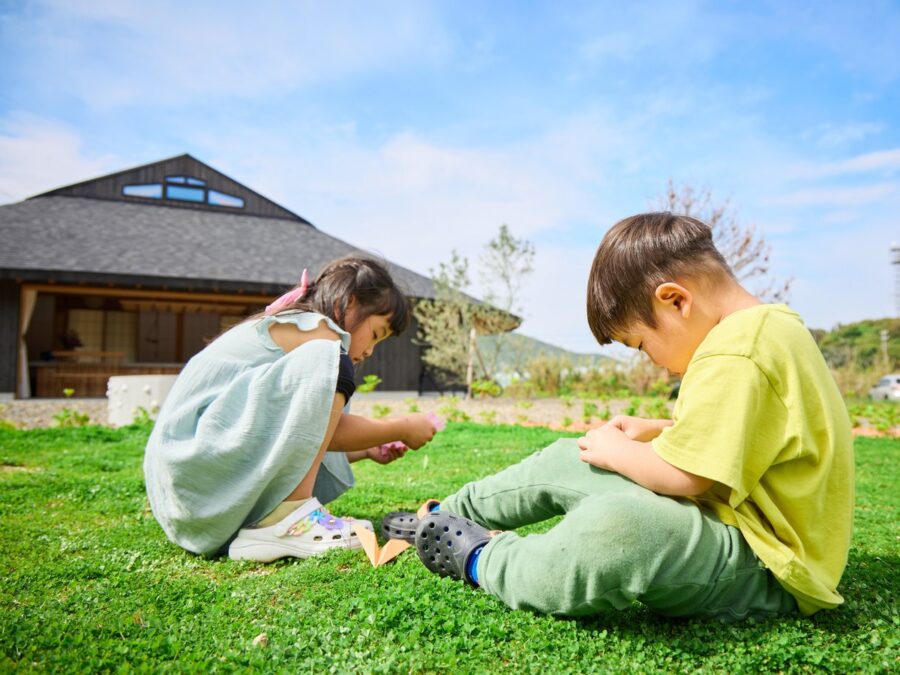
[586,212,733,345]
[273,255,410,335]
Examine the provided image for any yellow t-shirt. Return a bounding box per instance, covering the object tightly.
[652,304,854,615]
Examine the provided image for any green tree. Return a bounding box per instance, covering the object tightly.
[414,250,474,385]
[415,225,530,395]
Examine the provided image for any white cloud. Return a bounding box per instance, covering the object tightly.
[0,114,118,202]
[194,111,636,272]
[9,0,451,108]
[803,122,886,149]
[818,148,900,177]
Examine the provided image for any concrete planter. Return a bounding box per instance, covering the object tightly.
[107,375,178,427]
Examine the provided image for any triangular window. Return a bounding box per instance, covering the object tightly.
[121,175,245,209]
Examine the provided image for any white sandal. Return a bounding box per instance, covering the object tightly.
[228,497,372,562]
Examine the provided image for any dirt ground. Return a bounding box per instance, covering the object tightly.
[0,395,619,431]
[1,394,895,436]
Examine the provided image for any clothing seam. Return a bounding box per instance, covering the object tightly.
[473,484,594,501]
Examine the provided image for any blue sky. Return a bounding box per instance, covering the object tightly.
[1,1,898,354]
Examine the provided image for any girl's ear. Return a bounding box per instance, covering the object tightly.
[654,282,692,319]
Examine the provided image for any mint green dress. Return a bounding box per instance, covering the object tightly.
[144,311,355,556]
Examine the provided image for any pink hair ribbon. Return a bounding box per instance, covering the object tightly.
[265,268,309,315]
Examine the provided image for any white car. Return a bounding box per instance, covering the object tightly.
[868,374,900,401]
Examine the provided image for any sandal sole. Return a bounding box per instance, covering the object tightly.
[381,511,419,542]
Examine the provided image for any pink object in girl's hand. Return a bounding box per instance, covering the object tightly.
[426,411,446,432]
[377,412,446,459]
[378,440,408,461]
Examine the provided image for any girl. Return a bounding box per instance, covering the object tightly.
[144,256,438,562]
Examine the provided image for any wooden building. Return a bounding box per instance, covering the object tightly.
[0,154,448,398]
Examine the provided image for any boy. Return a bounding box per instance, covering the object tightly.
[405,212,853,620]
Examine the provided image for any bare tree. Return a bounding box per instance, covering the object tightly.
[660,180,792,303]
[478,224,535,378]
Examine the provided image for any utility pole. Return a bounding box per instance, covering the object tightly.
[893,242,900,317]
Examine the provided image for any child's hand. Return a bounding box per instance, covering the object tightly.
[401,413,438,449]
[367,444,408,464]
[577,423,627,471]
[606,415,672,442]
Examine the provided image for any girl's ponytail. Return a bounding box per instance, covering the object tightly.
[270,256,410,336]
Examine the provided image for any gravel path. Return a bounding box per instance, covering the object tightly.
[0,395,625,431]
[2,395,892,436]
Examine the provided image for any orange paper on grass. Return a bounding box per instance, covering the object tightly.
[355,527,411,567]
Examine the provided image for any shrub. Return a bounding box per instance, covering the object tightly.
[357,374,382,393]
[438,396,471,423]
[471,379,502,398]
[477,410,498,425]
[372,404,392,419]
[623,397,642,417]
[525,355,569,397]
[53,408,91,428]
[643,397,671,420]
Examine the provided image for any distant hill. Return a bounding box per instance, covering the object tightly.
[478,332,610,378]
[812,318,900,370]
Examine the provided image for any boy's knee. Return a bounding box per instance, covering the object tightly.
[532,437,582,467]
[570,493,674,560]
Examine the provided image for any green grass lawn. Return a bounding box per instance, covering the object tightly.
[1,423,897,673]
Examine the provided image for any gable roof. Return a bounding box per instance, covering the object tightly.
[33,154,309,223]
[0,196,435,298]
[1,154,438,299]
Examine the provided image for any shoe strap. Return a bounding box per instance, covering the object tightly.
[272,497,323,537]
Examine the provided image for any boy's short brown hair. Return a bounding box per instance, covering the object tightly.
[587,212,732,344]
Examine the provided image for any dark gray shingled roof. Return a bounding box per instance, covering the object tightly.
[0,195,436,298]
[0,153,437,298]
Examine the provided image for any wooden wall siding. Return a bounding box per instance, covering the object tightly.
[35,364,182,398]
[181,312,220,361]
[137,311,178,363]
[353,316,438,392]
[0,280,18,394]
[39,154,309,223]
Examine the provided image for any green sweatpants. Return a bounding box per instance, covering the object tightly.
[441,439,797,621]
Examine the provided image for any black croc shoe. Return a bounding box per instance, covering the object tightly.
[380,512,419,542]
[415,511,491,583]
[380,500,441,542]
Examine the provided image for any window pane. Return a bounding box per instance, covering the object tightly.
[166,185,205,202]
[186,177,206,186]
[104,311,136,362]
[208,189,245,208]
[166,176,187,184]
[123,184,162,199]
[67,309,104,359]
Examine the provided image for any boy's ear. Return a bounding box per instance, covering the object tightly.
[654,282,692,319]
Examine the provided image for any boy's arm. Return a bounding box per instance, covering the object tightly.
[608,415,673,442]
[578,424,713,497]
[328,412,435,452]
